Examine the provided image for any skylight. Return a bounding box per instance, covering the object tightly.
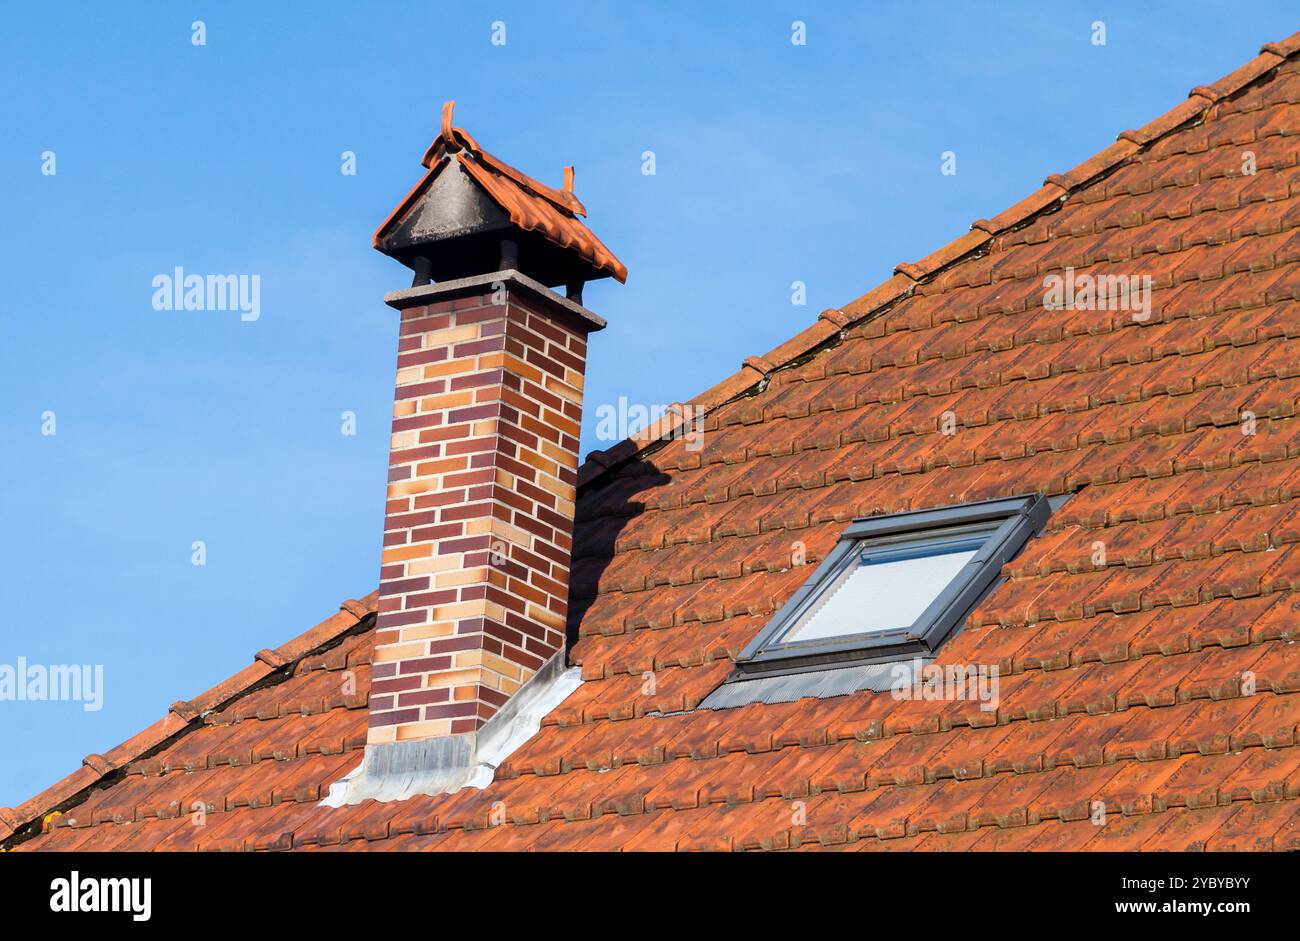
[713,495,1051,696]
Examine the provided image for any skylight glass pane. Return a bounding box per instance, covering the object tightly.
[781,539,981,643]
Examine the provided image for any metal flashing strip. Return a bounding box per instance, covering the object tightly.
[321,652,581,806]
[699,658,922,710]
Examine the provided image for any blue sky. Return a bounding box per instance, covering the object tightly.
[1,1,1294,806]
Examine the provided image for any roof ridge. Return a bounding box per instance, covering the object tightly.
[462,145,588,218]
[0,591,380,846]
[576,294,1295,484]
[576,30,1300,490]
[420,101,588,217]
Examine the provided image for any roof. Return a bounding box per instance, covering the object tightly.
[373,101,628,284]
[7,31,1300,851]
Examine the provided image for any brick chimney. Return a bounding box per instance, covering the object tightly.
[330,103,626,799]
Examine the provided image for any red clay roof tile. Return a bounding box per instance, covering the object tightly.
[374,101,627,285]
[10,31,1300,853]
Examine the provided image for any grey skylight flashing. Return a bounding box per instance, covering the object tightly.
[701,657,924,710]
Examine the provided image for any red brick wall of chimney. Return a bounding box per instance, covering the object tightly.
[368,283,590,744]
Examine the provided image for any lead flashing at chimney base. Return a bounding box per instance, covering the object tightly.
[324,647,581,804]
[358,271,600,794]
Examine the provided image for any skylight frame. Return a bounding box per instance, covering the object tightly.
[730,494,1050,679]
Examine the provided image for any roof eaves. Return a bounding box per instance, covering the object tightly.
[0,591,379,846]
[576,30,1300,491]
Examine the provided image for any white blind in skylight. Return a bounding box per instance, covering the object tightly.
[782,544,979,643]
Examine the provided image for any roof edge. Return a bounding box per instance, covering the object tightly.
[0,591,380,845]
[576,31,1300,490]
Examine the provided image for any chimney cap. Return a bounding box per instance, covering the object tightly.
[374,101,628,289]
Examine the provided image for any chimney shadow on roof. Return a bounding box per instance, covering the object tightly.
[565,458,673,655]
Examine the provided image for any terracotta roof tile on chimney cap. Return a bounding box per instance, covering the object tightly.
[439,100,462,152]
[375,101,627,289]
